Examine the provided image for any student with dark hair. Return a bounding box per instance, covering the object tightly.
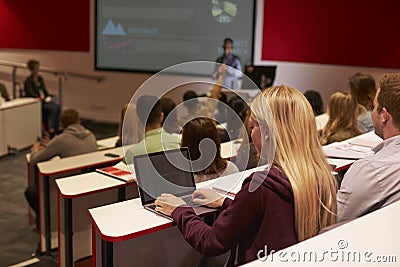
[179,78,224,126]
[25,108,98,220]
[212,38,242,89]
[124,95,180,163]
[24,59,61,136]
[160,97,180,134]
[338,73,400,222]
[304,90,324,115]
[181,117,239,183]
[235,108,259,171]
[226,96,248,139]
[348,72,377,132]
[215,92,228,123]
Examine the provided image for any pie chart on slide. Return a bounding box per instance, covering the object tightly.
[211,0,237,23]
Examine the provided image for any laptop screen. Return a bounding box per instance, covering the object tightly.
[133,148,196,205]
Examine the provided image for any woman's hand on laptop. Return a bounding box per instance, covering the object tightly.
[192,189,225,208]
[155,193,186,216]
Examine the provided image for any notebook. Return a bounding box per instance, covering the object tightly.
[133,148,215,220]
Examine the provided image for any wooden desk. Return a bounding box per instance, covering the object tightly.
[37,146,123,254]
[56,172,138,267]
[242,200,400,266]
[0,98,41,156]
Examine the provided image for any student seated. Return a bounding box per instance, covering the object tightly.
[235,107,259,171]
[160,97,180,134]
[24,59,61,137]
[155,85,337,266]
[304,89,324,115]
[181,117,239,183]
[124,95,180,164]
[320,92,362,145]
[221,95,249,142]
[25,108,98,220]
[338,73,400,222]
[348,72,377,132]
[178,77,224,127]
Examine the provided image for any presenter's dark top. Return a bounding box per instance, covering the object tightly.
[24,75,50,99]
[171,166,297,267]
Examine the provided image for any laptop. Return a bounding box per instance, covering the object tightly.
[133,148,215,220]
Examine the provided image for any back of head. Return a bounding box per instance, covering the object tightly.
[378,73,400,131]
[181,117,226,174]
[27,59,40,71]
[61,109,80,129]
[321,92,360,144]
[348,72,376,110]
[251,85,337,241]
[136,95,162,127]
[304,90,323,115]
[226,96,249,135]
[223,38,233,48]
[160,98,176,123]
[327,92,359,128]
[183,90,198,110]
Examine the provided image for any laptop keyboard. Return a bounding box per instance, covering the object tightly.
[182,195,200,207]
[147,195,199,210]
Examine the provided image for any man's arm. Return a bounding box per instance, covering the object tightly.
[38,76,51,97]
[226,57,242,78]
[30,138,61,167]
[337,159,382,222]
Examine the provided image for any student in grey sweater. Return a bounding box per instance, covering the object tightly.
[25,108,98,218]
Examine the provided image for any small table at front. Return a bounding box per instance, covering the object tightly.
[37,146,123,254]
[56,172,138,267]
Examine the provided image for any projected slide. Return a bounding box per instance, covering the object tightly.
[96,0,255,74]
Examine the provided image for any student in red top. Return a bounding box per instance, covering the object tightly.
[155,85,337,266]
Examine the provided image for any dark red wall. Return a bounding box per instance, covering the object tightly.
[262,0,400,69]
[0,0,89,51]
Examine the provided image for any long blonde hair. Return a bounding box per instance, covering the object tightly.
[252,85,337,241]
[321,92,361,145]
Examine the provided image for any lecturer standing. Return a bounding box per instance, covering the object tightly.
[212,38,242,89]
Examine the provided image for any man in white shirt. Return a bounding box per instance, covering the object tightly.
[337,73,400,222]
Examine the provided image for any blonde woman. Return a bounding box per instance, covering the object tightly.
[155,86,337,266]
[349,72,377,132]
[320,92,362,145]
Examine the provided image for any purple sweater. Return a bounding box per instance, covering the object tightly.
[171,166,297,266]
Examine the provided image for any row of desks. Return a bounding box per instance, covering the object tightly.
[32,138,243,263]
[35,131,379,266]
[83,132,383,266]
